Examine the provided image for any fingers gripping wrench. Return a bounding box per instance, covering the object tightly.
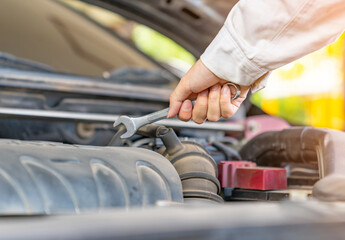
[113,83,241,139]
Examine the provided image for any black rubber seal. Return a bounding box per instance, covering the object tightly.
[183,190,224,203]
[179,172,221,194]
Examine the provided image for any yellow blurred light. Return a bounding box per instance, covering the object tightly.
[251,33,345,130]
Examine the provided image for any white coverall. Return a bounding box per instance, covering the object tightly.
[200,0,345,92]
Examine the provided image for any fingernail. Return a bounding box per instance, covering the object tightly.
[211,85,219,91]
[182,100,192,111]
[221,86,229,95]
[200,90,208,97]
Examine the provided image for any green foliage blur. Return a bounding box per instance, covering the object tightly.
[132,24,196,67]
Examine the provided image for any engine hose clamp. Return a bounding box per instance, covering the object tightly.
[225,82,241,100]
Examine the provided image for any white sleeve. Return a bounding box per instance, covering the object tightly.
[200,0,345,92]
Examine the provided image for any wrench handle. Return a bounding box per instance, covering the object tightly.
[146,107,169,123]
[145,101,196,125]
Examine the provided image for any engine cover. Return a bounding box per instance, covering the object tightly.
[0,140,183,214]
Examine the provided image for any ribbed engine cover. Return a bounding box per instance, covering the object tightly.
[0,140,183,214]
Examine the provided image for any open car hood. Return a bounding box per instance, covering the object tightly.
[82,0,238,56]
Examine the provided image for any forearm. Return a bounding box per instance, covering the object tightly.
[201,0,345,92]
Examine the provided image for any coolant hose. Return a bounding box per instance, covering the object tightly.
[157,127,223,203]
[239,127,345,201]
[136,124,222,202]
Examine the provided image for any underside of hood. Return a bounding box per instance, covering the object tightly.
[82,0,238,56]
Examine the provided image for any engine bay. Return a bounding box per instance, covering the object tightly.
[1,0,345,239]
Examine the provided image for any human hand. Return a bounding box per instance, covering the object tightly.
[167,59,250,123]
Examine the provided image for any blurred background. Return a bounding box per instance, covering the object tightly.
[64,0,345,130]
[1,0,342,131]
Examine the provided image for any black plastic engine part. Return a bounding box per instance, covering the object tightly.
[0,70,168,146]
[211,141,241,161]
[240,127,345,201]
[108,124,127,146]
[104,68,175,87]
[153,126,223,203]
[0,139,183,215]
[0,119,116,146]
[223,188,291,201]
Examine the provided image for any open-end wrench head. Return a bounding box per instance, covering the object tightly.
[113,116,136,139]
